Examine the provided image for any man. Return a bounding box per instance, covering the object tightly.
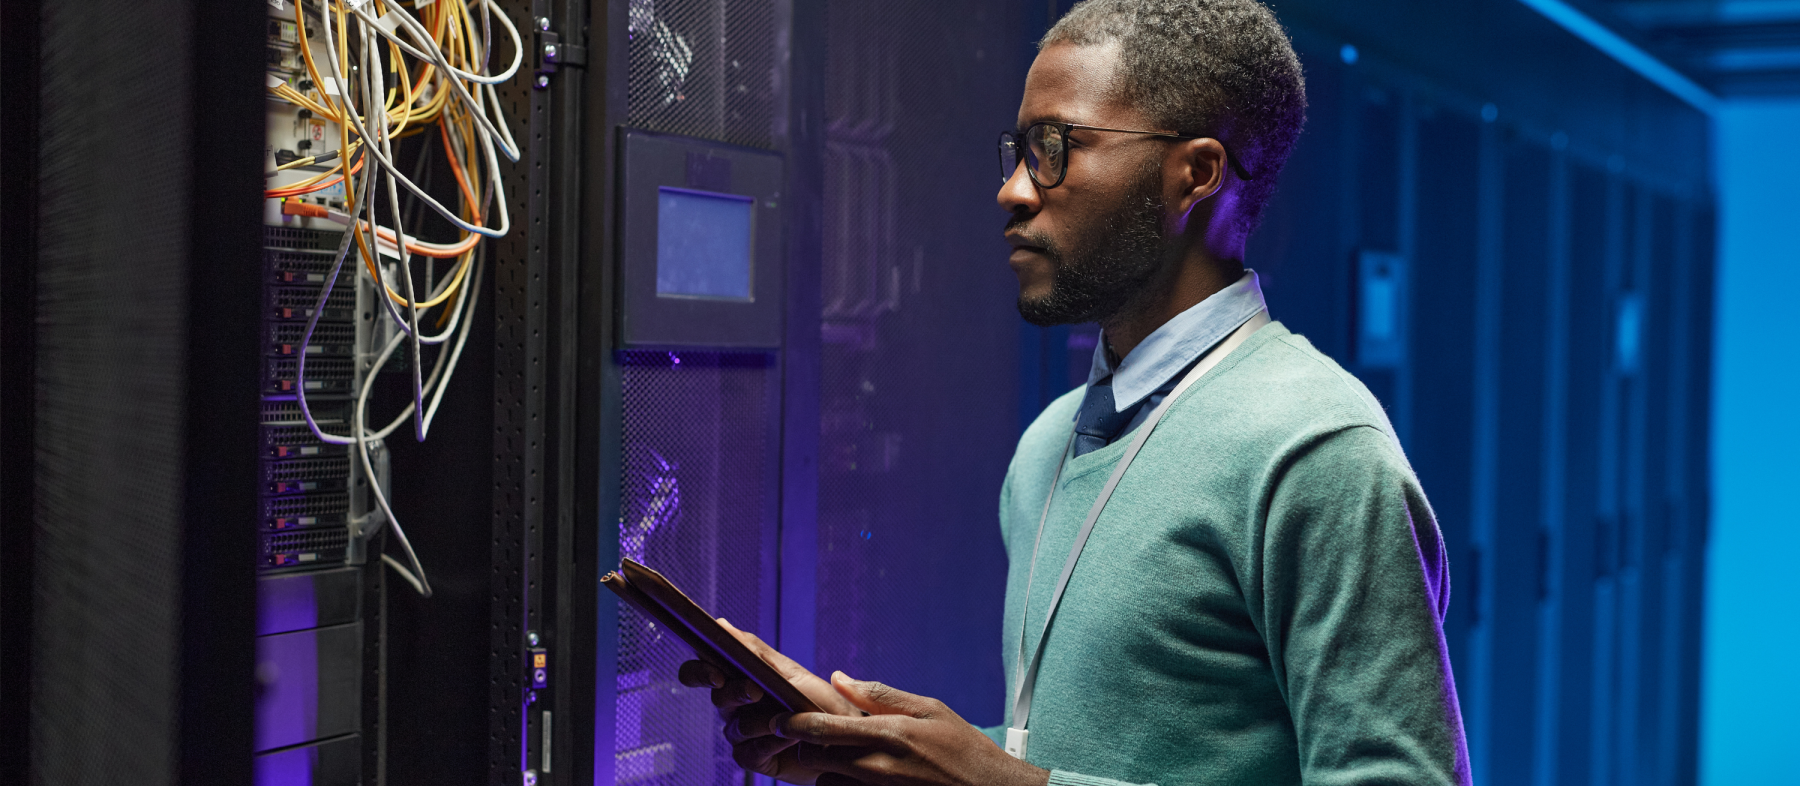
[679,1,1472,784]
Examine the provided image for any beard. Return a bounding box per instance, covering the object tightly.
[1013,168,1168,327]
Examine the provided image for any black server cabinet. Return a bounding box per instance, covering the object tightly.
[591,2,804,782]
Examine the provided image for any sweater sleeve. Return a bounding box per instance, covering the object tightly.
[1255,425,1471,786]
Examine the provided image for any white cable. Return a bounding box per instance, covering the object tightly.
[347,286,431,595]
[366,21,430,442]
[356,400,432,597]
[338,84,514,239]
[388,0,521,161]
[382,554,427,595]
[359,249,482,442]
[295,157,375,447]
[290,0,508,598]
[352,0,522,86]
[357,0,520,162]
[325,0,513,240]
[418,247,482,433]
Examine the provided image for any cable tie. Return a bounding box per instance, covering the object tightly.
[372,10,403,35]
[266,73,287,89]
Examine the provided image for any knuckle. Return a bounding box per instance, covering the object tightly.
[864,755,894,777]
[875,722,905,746]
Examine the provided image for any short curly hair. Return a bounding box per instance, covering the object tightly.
[1042,0,1307,238]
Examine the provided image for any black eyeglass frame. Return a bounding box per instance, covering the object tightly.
[998,121,1256,189]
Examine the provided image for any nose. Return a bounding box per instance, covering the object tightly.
[996,159,1041,215]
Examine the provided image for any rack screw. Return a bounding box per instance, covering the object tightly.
[528,632,540,646]
[537,17,550,31]
[535,75,550,89]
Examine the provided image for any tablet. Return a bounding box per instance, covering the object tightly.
[603,557,821,714]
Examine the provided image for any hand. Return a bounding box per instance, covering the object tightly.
[676,619,860,784]
[775,671,1050,786]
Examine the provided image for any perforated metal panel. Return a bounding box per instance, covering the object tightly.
[627,0,776,149]
[30,0,195,781]
[813,0,1020,724]
[614,351,776,785]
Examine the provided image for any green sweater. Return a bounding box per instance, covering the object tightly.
[983,323,1470,786]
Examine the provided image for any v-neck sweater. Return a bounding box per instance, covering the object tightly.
[984,323,1471,786]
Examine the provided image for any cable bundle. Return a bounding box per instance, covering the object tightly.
[269,0,521,597]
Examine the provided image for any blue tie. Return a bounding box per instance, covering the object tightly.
[1072,380,1145,458]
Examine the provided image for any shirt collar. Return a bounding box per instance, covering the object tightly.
[1086,269,1268,413]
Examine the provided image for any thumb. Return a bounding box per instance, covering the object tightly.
[829,671,938,718]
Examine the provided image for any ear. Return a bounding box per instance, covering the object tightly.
[1168,137,1229,219]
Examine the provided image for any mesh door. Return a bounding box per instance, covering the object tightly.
[30,0,195,781]
[813,0,1022,724]
[615,351,776,785]
[627,0,776,149]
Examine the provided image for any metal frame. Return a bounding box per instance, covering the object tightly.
[590,2,819,783]
[776,0,827,686]
[546,0,603,782]
[182,0,268,778]
[0,0,42,776]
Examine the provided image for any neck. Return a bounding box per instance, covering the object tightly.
[1100,255,1243,361]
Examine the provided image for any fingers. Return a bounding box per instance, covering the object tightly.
[775,711,897,748]
[830,671,944,719]
[711,678,765,716]
[729,732,799,776]
[677,659,726,689]
[801,742,898,778]
[815,772,868,786]
[724,699,789,745]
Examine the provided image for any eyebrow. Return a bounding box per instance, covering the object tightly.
[1016,116,1081,131]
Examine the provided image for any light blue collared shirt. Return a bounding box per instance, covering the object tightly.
[1080,270,1269,439]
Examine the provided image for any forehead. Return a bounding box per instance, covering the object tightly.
[1017,42,1134,127]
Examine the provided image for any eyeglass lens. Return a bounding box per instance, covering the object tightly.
[999,124,1066,186]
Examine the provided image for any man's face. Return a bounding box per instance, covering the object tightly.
[1000,43,1170,327]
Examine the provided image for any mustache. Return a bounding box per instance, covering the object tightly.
[1005,215,1057,255]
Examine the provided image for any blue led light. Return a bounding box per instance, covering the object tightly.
[1512,0,1717,113]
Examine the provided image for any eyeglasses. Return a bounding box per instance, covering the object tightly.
[998,121,1255,189]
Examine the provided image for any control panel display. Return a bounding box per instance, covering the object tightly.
[656,187,755,301]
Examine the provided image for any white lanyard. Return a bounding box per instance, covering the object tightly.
[1004,311,1269,760]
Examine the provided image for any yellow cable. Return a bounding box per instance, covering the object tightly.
[280,0,488,310]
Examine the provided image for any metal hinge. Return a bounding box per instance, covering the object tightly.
[534,17,586,88]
